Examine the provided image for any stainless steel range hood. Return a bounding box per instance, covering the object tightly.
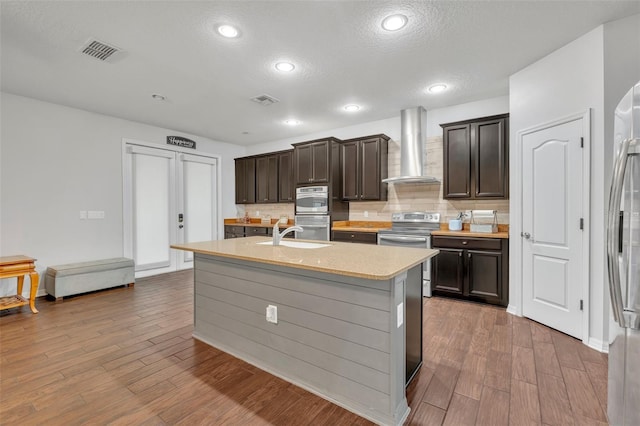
[382,106,440,184]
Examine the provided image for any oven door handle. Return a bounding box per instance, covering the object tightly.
[379,235,428,243]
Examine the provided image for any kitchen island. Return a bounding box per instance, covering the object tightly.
[171,237,438,426]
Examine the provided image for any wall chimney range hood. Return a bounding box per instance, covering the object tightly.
[382,106,440,184]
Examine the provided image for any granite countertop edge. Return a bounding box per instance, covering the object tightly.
[172,237,438,281]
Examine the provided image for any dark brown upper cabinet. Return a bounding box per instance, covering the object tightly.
[340,135,389,201]
[256,154,278,203]
[441,114,509,199]
[235,157,256,204]
[293,138,338,185]
[277,150,294,202]
[235,150,294,205]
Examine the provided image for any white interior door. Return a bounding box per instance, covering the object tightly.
[124,143,218,277]
[126,145,177,275]
[176,153,218,270]
[521,118,584,339]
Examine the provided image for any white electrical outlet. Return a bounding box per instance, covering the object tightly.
[364,211,369,218]
[266,305,278,324]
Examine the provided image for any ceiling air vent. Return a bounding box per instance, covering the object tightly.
[80,38,121,62]
[250,94,280,106]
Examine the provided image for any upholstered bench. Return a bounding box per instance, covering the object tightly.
[45,258,135,301]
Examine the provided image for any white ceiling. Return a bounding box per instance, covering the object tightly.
[2,1,639,145]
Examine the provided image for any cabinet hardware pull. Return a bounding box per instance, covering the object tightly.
[462,241,468,245]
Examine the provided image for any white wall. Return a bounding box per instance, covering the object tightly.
[509,14,640,350]
[246,96,509,156]
[0,92,245,296]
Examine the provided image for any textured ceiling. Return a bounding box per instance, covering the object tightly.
[2,1,639,145]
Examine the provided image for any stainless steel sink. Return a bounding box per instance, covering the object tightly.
[257,241,330,249]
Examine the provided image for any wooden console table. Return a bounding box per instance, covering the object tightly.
[0,255,39,314]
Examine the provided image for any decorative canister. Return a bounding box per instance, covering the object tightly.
[448,219,462,231]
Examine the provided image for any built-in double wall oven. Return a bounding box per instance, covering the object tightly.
[294,186,331,241]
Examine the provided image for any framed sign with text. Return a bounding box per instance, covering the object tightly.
[167,136,196,149]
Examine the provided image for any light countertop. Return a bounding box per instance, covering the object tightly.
[431,230,509,239]
[431,223,509,239]
[331,221,392,233]
[224,218,294,228]
[172,236,438,280]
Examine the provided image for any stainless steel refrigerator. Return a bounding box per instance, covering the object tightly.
[607,80,640,426]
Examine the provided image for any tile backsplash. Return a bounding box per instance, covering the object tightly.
[349,135,510,223]
[238,135,509,224]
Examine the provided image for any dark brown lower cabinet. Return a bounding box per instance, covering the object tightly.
[431,236,508,306]
[224,225,294,240]
[331,230,377,245]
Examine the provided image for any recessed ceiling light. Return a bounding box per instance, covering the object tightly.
[151,94,166,101]
[381,14,408,31]
[217,25,239,38]
[275,62,295,72]
[284,119,301,126]
[428,84,448,94]
[344,104,361,112]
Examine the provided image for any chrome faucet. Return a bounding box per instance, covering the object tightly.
[273,223,303,245]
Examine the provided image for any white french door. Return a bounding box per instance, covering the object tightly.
[521,116,586,339]
[176,153,218,269]
[123,143,219,277]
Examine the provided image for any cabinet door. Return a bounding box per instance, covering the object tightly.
[360,137,381,200]
[235,158,255,204]
[256,155,278,203]
[443,124,471,198]
[341,141,360,200]
[473,118,507,198]
[266,155,278,202]
[432,248,464,295]
[295,144,313,184]
[311,141,330,183]
[255,156,269,203]
[467,249,502,304]
[278,151,294,202]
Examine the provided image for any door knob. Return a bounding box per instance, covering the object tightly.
[179,224,184,229]
[521,232,530,239]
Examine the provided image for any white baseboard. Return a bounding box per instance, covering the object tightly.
[588,337,608,353]
[506,304,518,316]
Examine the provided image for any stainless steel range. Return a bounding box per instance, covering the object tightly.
[377,212,441,297]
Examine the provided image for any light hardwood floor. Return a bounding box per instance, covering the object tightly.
[0,270,608,425]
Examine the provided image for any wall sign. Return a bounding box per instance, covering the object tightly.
[167,136,196,149]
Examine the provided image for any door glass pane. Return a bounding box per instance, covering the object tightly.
[133,153,171,268]
[183,160,216,262]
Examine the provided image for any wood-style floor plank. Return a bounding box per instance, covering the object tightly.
[0,270,610,425]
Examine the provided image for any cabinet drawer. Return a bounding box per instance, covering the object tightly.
[432,236,502,251]
[332,231,377,245]
[224,225,245,236]
[246,226,269,236]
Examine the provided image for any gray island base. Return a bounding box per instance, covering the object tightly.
[172,237,438,426]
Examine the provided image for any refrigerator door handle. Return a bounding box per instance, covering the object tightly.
[607,137,632,328]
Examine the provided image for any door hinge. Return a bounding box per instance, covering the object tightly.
[580,299,584,311]
[580,137,584,148]
[579,218,584,230]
